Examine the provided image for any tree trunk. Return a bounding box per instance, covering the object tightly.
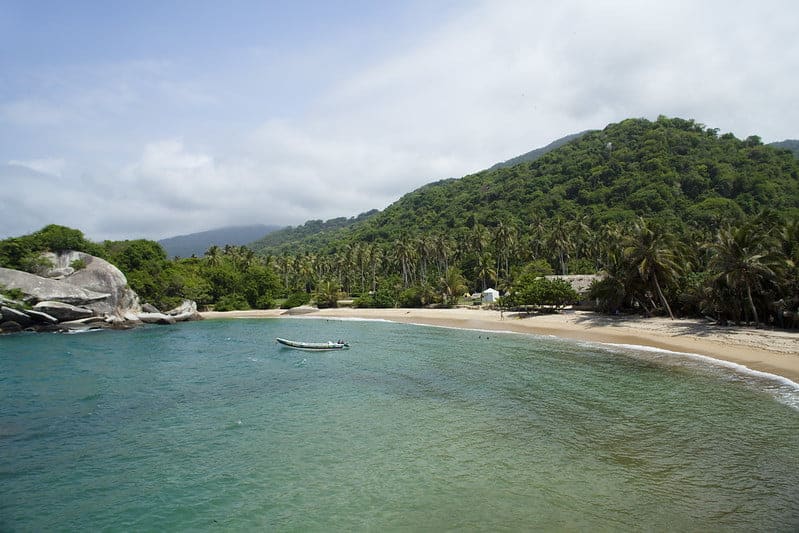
[653,273,675,320]
[746,281,760,327]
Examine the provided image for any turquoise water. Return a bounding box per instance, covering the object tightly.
[1,318,798,531]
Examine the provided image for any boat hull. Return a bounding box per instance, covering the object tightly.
[275,337,349,351]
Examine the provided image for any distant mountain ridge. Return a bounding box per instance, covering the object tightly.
[249,210,379,254]
[768,139,799,158]
[159,224,281,258]
[488,131,591,170]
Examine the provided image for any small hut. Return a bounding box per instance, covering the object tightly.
[482,288,500,303]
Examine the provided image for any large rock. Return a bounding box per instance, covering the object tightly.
[25,309,59,324]
[0,267,109,305]
[2,251,199,332]
[283,305,319,315]
[41,252,141,319]
[0,321,22,333]
[0,305,58,327]
[33,301,95,321]
[138,312,177,325]
[165,299,202,321]
[1,306,33,327]
[137,300,200,324]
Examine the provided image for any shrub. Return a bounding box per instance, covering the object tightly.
[255,295,276,309]
[281,291,311,309]
[214,294,251,312]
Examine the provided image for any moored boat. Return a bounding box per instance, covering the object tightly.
[275,337,350,350]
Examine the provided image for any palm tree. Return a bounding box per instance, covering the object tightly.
[547,216,572,275]
[780,217,799,265]
[493,221,517,286]
[277,253,294,291]
[439,266,468,306]
[368,245,383,293]
[526,215,548,260]
[707,224,782,326]
[470,223,490,256]
[394,236,417,288]
[315,279,342,308]
[622,218,686,320]
[297,253,317,293]
[205,245,222,267]
[473,252,497,292]
[433,233,454,274]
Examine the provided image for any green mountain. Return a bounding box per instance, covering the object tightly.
[768,139,799,159]
[249,210,379,255]
[159,224,281,258]
[487,131,590,170]
[252,116,799,256]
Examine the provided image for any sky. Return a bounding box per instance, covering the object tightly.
[1,0,798,242]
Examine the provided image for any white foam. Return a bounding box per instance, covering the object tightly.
[289,316,393,323]
[589,342,799,410]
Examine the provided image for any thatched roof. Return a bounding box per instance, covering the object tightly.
[544,274,605,294]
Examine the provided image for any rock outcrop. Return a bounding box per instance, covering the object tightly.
[32,301,95,321]
[0,267,110,305]
[0,251,201,334]
[39,252,141,319]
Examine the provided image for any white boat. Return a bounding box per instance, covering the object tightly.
[275,337,350,351]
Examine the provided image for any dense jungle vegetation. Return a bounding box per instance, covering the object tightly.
[2,116,798,326]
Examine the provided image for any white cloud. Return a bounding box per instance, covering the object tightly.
[2,0,798,241]
[7,157,66,176]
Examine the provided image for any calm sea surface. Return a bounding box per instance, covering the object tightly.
[1,318,798,531]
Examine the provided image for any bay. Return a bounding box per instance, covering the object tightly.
[1,318,798,531]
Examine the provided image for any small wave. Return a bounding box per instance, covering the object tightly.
[291,316,393,323]
[225,420,244,430]
[63,328,104,335]
[596,342,799,410]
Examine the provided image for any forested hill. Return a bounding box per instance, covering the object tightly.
[159,224,281,258]
[487,131,590,171]
[768,139,799,159]
[253,116,799,256]
[249,210,379,254]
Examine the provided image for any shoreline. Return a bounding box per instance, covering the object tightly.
[200,308,799,384]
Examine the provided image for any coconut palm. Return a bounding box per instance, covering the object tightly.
[368,245,383,293]
[547,216,573,275]
[439,266,468,306]
[707,224,783,326]
[393,236,417,288]
[474,252,497,292]
[205,245,222,267]
[622,218,686,320]
[493,221,517,286]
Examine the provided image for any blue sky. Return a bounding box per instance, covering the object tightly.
[2,0,798,241]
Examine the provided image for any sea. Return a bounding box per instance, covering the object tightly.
[1,318,798,531]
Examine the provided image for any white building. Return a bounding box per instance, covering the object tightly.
[482,288,500,303]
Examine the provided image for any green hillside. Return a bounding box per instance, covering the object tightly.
[249,210,379,255]
[255,116,799,256]
[487,130,590,170]
[768,139,799,159]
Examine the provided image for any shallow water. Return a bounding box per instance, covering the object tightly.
[1,318,798,531]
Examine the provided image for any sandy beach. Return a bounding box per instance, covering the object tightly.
[200,307,799,383]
